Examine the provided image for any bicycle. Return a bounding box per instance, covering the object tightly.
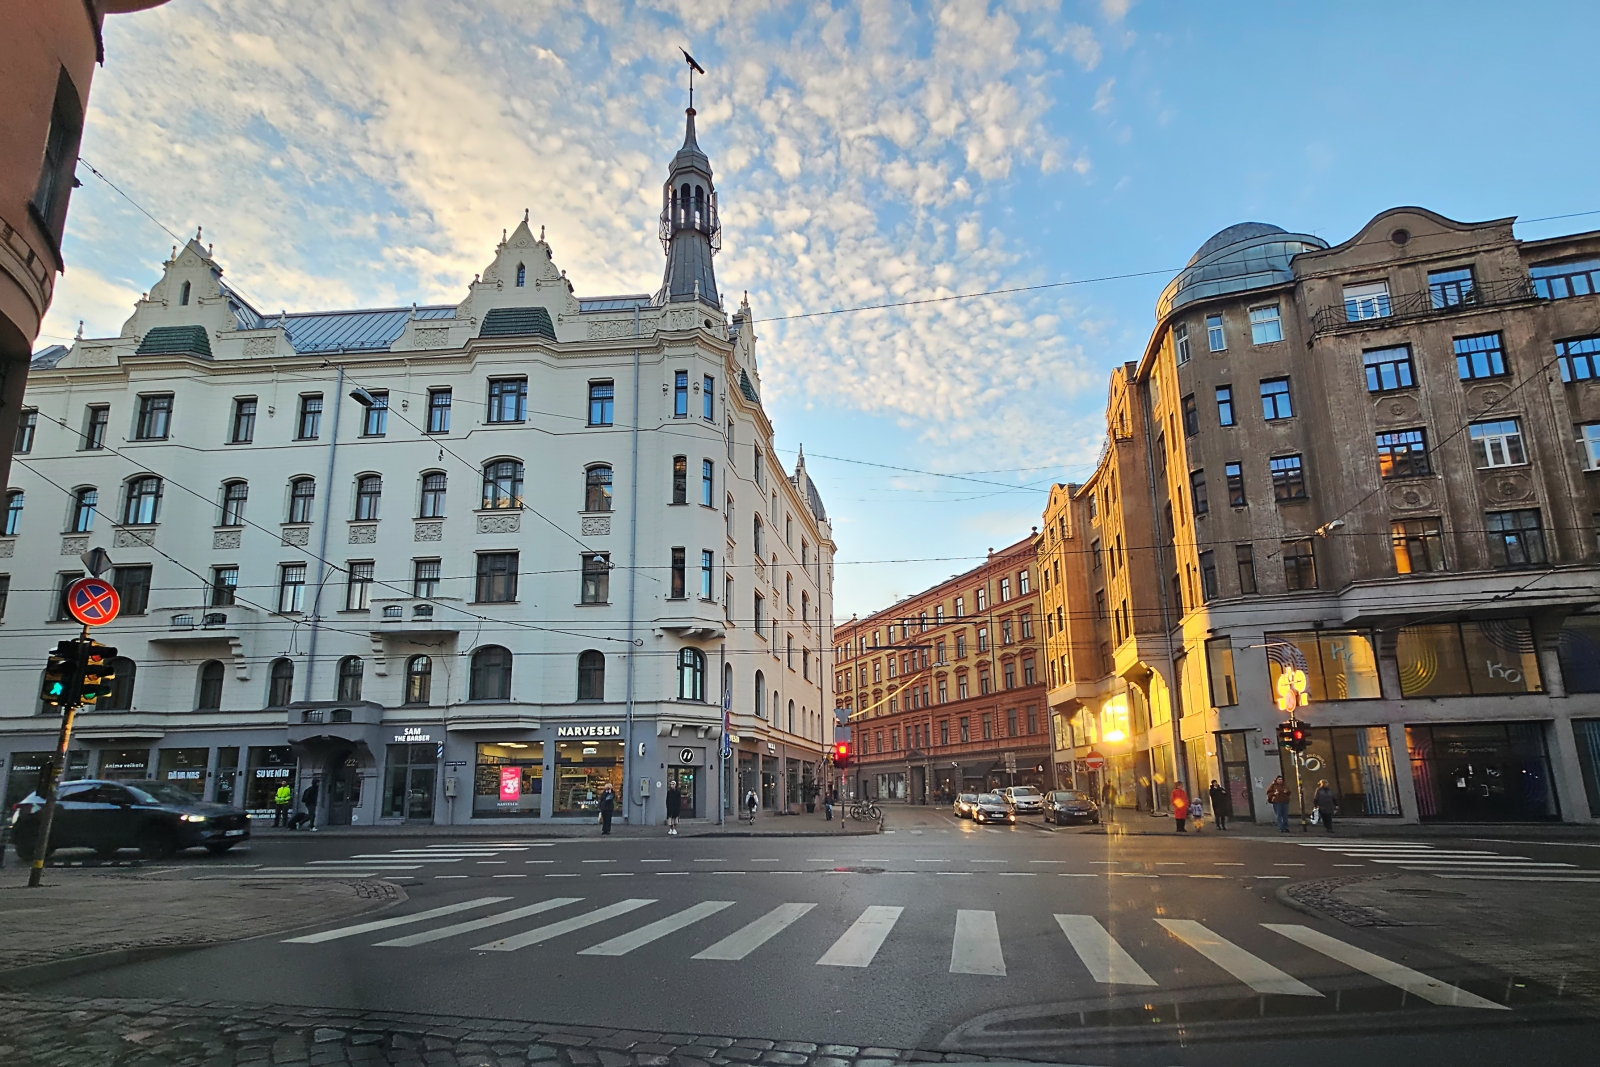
[849,801,882,822]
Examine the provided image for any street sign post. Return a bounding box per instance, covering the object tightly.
[66,577,120,627]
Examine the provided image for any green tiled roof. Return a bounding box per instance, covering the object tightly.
[135,325,212,358]
[480,306,556,341]
[739,369,759,403]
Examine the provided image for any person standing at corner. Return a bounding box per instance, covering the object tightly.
[1267,775,1292,833]
[1100,779,1115,823]
[1313,780,1338,834]
[664,782,681,836]
[1170,782,1190,833]
[599,784,616,835]
[273,781,292,828]
[1208,780,1230,831]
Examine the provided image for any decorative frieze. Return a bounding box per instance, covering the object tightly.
[580,515,612,536]
[477,512,521,535]
[60,536,89,556]
[213,529,242,550]
[414,522,443,542]
[413,328,450,349]
[281,525,311,547]
[349,523,378,544]
[113,526,156,549]
[242,336,276,356]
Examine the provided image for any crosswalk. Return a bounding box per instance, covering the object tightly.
[1292,840,1600,882]
[212,842,555,879]
[282,893,1506,1009]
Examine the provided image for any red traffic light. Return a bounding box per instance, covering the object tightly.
[832,741,851,767]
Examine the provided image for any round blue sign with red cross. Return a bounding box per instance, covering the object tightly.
[67,577,120,626]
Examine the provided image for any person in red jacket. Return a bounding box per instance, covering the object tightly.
[1170,782,1190,832]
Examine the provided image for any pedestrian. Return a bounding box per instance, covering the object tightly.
[665,782,681,836]
[599,784,616,835]
[1100,780,1115,823]
[292,778,320,831]
[824,786,834,821]
[744,787,759,821]
[1170,782,1190,833]
[1208,780,1230,831]
[1267,776,1292,833]
[1313,780,1338,833]
[273,781,292,828]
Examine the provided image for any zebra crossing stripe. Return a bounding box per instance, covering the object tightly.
[949,910,1006,976]
[1054,915,1156,986]
[1263,924,1507,1009]
[817,906,904,968]
[375,898,582,947]
[693,903,816,960]
[1156,919,1320,997]
[474,899,656,952]
[578,901,735,956]
[283,897,511,944]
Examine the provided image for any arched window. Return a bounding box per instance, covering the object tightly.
[405,655,432,705]
[267,657,295,707]
[584,465,612,512]
[771,688,780,721]
[354,474,382,520]
[103,657,136,711]
[481,460,524,510]
[419,471,446,518]
[3,490,21,536]
[694,185,705,228]
[288,477,316,523]
[680,183,691,225]
[577,650,605,701]
[197,660,224,710]
[179,280,191,306]
[676,647,705,701]
[336,655,364,701]
[754,670,765,718]
[470,645,512,701]
[123,476,162,525]
[515,262,526,287]
[723,662,732,708]
[788,699,795,734]
[72,487,97,532]
[221,480,248,526]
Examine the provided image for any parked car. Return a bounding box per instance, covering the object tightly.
[952,792,979,819]
[1045,789,1101,825]
[9,779,251,860]
[1001,785,1045,816]
[970,792,1015,825]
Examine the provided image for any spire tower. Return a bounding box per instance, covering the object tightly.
[658,53,720,309]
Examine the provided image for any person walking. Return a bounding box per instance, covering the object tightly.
[1170,782,1190,833]
[824,786,834,821]
[1267,776,1292,833]
[1100,780,1115,823]
[273,781,292,828]
[599,784,616,835]
[1313,780,1338,833]
[744,787,759,821]
[664,782,681,836]
[293,778,320,831]
[1208,780,1230,831]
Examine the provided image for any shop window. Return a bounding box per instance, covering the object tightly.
[1407,723,1557,821]
[555,738,624,815]
[157,748,209,799]
[1396,619,1542,698]
[474,742,544,818]
[1278,726,1402,817]
[1264,630,1382,702]
[245,746,296,816]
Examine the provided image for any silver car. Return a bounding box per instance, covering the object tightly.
[953,792,979,819]
[1001,785,1044,816]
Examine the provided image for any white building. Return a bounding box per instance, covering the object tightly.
[1,106,835,826]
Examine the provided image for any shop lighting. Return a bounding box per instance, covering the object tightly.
[1103,729,1126,742]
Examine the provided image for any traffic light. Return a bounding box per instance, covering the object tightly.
[832,741,851,768]
[40,641,82,707]
[78,644,118,706]
[1288,721,1311,753]
[1276,721,1295,749]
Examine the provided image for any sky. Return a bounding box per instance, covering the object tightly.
[39,0,1600,620]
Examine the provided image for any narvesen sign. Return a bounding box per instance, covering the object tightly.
[556,725,623,739]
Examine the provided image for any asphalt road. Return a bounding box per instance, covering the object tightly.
[34,809,1600,1065]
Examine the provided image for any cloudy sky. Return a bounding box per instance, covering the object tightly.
[43,0,1599,617]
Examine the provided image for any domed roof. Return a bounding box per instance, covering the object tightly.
[1157,222,1327,320]
[1187,223,1288,266]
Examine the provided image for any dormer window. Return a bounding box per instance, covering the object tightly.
[179,281,191,306]
[515,263,525,287]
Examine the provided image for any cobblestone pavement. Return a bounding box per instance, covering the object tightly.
[0,994,953,1067]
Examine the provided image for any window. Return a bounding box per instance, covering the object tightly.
[1531,258,1600,300]
[354,475,382,520]
[102,657,135,710]
[360,391,388,436]
[427,388,452,433]
[703,375,715,420]
[1205,638,1237,706]
[515,263,526,286]
[198,661,225,710]
[211,565,238,607]
[1018,570,1030,595]
[488,378,527,423]
[346,561,374,611]
[1376,429,1431,478]
[10,410,37,456]
[1002,617,1014,645]
[1190,469,1208,514]
[977,627,989,653]
[753,515,764,555]
[1206,314,1225,351]
[581,553,609,604]
[584,466,612,512]
[677,648,706,701]
[288,477,316,523]
[1486,509,1547,568]
[577,650,605,701]
[1454,333,1506,380]
[701,550,715,599]
[1211,385,1235,429]
[1175,396,1198,440]
[701,460,714,506]
[481,460,524,509]
[111,565,152,615]
[1469,419,1526,467]
[976,587,987,611]
[979,670,992,696]
[955,633,967,658]
[1270,455,1306,502]
[405,655,433,705]
[470,646,513,701]
[84,405,109,450]
[278,564,307,613]
[1199,551,1218,600]
[672,456,688,504]
[220,480,247,525]
[122,476,162,524]
[336,656,364,701]
[71,487,97,532]
[1557,337,1600,383]
[267,658,295,707]
[674,371,689,418]
[136,395,173,440]
[296,394,321,440]
[1173,323,1190,364]
[1582,423,1600,471]
[589,381,615,426]
[1260,378,1293,420]
[982,713,993,739]
[1224,461,1246,507]
[413,558,441,599]
[1249,304,1283,344]
[1429,267,1475,309]
[1392,518,1446,574]
[419,472,447,518]
[476,552,519,603]
[753,447,764,488]
[53,571,82,621]
[1363,345,1414,392]
[955,596,965,617]
[1003,661,1016,689]
[1094,590,1106,619]
[31,69,83,245]
[1000,577,1011,602]
[670,547,686,598]
[754,592,766,633]
[1343,280,1391,321]
[1282,539,1316,591]
[1396,621,1542,697]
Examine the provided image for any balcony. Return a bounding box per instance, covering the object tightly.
[370,598,463,635]
[1310,277,1540,336]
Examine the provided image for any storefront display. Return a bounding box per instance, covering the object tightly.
[1407,722,1558,820]
[214,747,240,806]
[474,742,544,818]
[1396,620,1542,697]
[157,748,209,798]
[245,745,297,816]
[1266,630,1382,701]
[554,738,623,815]
[98,748,151,780]
[667,765,698,818]
[1278,726,1400,816]
[4,750,89,809]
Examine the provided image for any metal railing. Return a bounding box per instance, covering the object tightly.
[1310,276,1540,335]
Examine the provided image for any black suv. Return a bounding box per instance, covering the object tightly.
[9,779,250,859]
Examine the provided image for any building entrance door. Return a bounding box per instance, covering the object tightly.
[327,751,360,826]
[910,766,926,804]
[668,767,698,819]
[383,742,438,821]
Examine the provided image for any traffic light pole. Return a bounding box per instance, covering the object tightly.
[27,625,88,889]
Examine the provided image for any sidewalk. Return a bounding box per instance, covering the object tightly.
[1075,810,1600,840]
[251,806,880,839]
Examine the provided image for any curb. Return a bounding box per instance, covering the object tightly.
[0,943,211,990]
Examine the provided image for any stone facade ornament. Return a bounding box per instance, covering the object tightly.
[414,522,443,542]
[1373,393,1421,425]
[581,515,612,537]
[113,527,156,548]
[586,319,652,340]
[242,336,276,356]
[213,529,242,550]
[1466,383,1516,416]
[281,525,311,547]
[349,523,378,544]
[477,512,521,535]
[0,540,13,558]
[1386,482,1434,510]
[61,536,89,555]
[413,328,450,349]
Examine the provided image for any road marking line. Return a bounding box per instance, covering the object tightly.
[1434,874,1600,883]
[937,871,976,876]
[578,901,735,956]
[1059,873,1099,878]
[477,861,508,865]
[1155,862,1186,866]
[435,875,468,879]
[1254,875,1289,879]
[546,873,580,878]
[711,871,746,875]
[692,859,726,863]
[655,871,689,876]
[1030,860,1068,864]
[1375,860,1574,868]
[525,860,554,864]
[752,858,780,862]
[950,910,1006,976]
[1213,862,1245,866]
[1274,864,1305,867]
[694,903,816,960]
[493,874,527,878]
[818,906,904,967]
[640,859,671,863]
[972,859,1006,864]
[376,898,581,947]
[1187,874,1226,879]
[1157,919,1321,997]
[348,855,465,861]
[1054,915,1156,986]
[1107,872,1157,878]
[1263,924,1507,1009]
[289,863,425,870]
[913,859,941,863]
[582,859,616,864]
[601,872,635,877]
[1333,864,1366,868]
[475,899,656,952]
[285,897,510,943]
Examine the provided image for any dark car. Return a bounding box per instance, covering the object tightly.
[970,792,1015,825]
[1045,789,1100,825]
[9,779,250,859]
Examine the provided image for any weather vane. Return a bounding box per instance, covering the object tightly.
[680,47,705,110]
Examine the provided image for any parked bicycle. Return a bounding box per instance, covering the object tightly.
[849,801,882,822]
